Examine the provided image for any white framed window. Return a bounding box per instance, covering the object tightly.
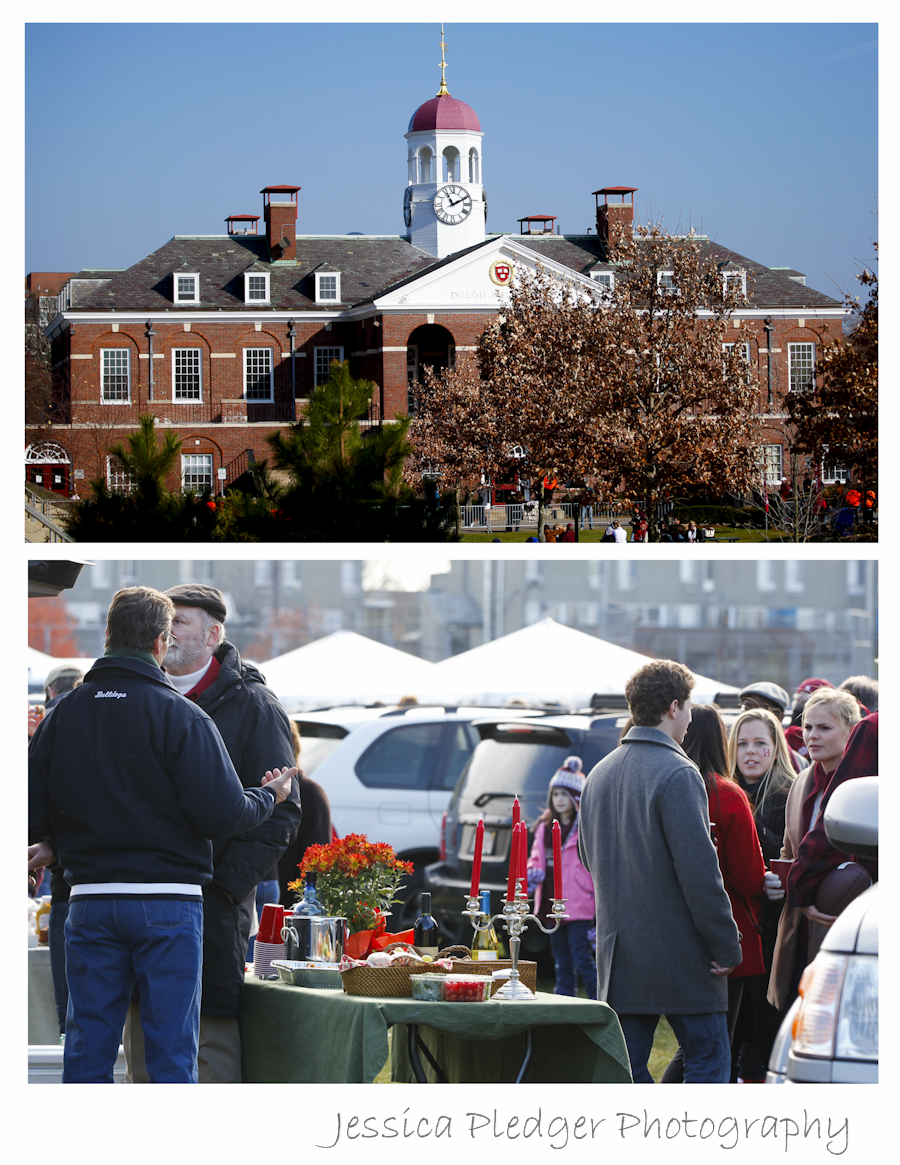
[181,454,213,493]
[820,450,851,484]
[173,273,200,304]
[785,562,806,593]
[722,270,747,298]
[406,345,418,385]
[759,443,783,484]
[244,348,274,400]
[591,271,615,297]
[756,562,777,592]
[723,342,752,384]
[101,348,131,402]
[315,272,341,303]
[788,342,816,392]
[657,270,677,293]
[172,348,202,401]
[243,272,270,304]
[106,455,134,493]
[315,346,344,386]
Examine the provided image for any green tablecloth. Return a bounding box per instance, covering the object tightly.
[238,975,631,1083]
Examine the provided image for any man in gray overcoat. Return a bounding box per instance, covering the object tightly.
[578,659,742,1083]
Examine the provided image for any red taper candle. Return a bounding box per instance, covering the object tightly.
[506,822,520,901]
[517,821,528,896]
[470,819,484,898]
[512,796,521,831]
[552,819,563,899]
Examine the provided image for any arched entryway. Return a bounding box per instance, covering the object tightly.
[406,323,456,412]
[26,442,72,495]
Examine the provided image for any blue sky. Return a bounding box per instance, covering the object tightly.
[25,22,878,300]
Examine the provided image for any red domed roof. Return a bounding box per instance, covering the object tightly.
[408,94,481,133]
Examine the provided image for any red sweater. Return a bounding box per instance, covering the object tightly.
[708,774,767,977]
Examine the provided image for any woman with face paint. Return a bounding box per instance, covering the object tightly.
[767,688,860,1016]
[724,708,797,1081]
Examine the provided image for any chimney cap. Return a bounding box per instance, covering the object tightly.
[261,185,301,194]
[593,186,637,201]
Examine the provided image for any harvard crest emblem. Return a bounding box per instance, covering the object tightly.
[489,261,512,286]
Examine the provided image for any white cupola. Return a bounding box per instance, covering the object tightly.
[403,32,486,258]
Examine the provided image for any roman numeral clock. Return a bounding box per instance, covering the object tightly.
[433,184,473,224]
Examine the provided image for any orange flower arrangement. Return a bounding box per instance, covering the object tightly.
[288,833,414,934]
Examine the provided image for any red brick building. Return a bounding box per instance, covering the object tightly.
[27,82,846,498]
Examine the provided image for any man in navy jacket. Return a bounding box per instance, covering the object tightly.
[28,586,296,1083]
[124,582,301,1083]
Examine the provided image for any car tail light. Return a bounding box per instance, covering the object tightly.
[791,952,878,1061]
[439,812,447,862]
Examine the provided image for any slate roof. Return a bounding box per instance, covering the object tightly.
[69,235,442,313]
[522,236,842,309]
[66,230,842,314]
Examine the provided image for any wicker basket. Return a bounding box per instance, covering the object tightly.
[440,946,538,997]
[340,942,447,998]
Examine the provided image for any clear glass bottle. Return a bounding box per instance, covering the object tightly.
[293,872,326,917]
[413,892,440,957]
[471,889,499,961]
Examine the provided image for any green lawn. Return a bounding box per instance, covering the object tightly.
[459,527,781,543]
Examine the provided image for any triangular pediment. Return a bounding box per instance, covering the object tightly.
[374,235,600,311]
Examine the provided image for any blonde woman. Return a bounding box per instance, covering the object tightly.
[767,688,861,1013]
[727,708,796,863]
[725,707,796,1081]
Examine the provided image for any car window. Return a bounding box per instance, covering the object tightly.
[434,722,480,791]
[355,722,444,791]
[293,722,349,775]
[453,738,572,817]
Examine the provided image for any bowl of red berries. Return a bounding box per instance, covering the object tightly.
[442,974,493,1003]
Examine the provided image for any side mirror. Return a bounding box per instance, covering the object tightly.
[823,776,878,860]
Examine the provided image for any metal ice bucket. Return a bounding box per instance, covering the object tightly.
[280,915,349,963]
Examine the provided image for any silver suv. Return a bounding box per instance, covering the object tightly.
[291,704,540,927]
[767,776,878,1083]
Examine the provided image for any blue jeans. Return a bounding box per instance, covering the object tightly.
[550,919,597,999]
[63,896,203,1083]
[49,901,70,1034]
[617,1011,731,1083]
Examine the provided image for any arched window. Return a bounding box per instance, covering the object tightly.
[418,147,433,184]
[468,147,480,183]
[442,146,460,182]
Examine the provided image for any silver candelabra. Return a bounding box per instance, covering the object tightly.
[463,880,567,1000]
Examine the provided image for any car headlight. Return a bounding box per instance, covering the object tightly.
[792,953,878,1061]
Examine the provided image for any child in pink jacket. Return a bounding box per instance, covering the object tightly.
[527,757,597,999]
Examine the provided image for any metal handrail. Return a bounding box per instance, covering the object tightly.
[25,500,73,542]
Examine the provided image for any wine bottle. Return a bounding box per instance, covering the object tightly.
[471,889,499,961]
[293,872,326,917]
[413,892,440,958]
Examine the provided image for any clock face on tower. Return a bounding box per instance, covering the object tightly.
[433,184,473,225]
[403,187,413,228]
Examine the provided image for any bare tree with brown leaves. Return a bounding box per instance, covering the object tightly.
[587,226,761,541]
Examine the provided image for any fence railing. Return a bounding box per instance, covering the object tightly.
[459,502,634,531]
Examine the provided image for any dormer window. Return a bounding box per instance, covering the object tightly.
[174,272,200,304]
[657,271,677,294]
[244,272,270,304]
[722,270,747,299]
[591,271,615,297]
[315,272,341,304]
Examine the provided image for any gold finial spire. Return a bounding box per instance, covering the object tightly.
[437,24,449,96]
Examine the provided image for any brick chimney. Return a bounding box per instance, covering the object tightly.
[594,187,636,249]
[261,185,300,261]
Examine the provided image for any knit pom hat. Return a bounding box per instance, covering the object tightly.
[549,756,585,806]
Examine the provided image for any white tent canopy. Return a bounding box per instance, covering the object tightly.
[414,617,736,706]
[28,647,97,689]
[258,630,438,710]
